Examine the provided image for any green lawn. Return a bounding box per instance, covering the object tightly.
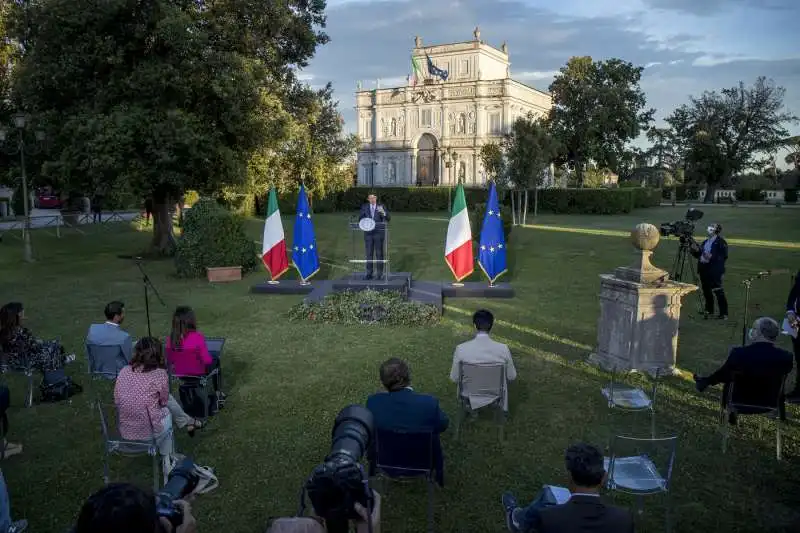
[0,206,799,533]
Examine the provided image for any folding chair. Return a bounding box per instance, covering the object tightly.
[96,399,170,492]
[455,361,507,441]
[602,367,660,442]
[373,428,437,533]
[0,349,35,409]
[721,371,788,460]
[605,434,677,532]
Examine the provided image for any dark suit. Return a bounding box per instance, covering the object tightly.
[706,341,793,412]
[366,388,448,485]
[690,235,729,316]
[786,271,800,393]
[531,495,633,533]
[358,202,390,279]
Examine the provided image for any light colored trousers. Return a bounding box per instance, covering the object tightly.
[155,394,193,457]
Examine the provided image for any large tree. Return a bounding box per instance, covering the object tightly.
[548,56,654,187]
[502,114,560,223]
[666,77,797,200]
[9,0,330,254]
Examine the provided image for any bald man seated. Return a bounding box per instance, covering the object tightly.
[694,317,793,423]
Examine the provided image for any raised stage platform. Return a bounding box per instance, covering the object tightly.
[250,272,514,313]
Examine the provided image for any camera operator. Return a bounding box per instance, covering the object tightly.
[690,223,729,319]
[267,491,381,533]
[73,483,196,533]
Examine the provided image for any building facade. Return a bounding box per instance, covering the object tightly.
[355,29,554,188]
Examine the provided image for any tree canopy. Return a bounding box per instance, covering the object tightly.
[6,0,349,253]
[548,56,654,186]
[665,77,797,190]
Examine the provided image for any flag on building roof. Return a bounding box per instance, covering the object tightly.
[291,185,320,282]
[261,188,289,281]
[445,184,473,281]
[426,54,449,81]
[478,182,507,284]
[411,55,424,86]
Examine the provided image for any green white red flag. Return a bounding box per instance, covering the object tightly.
[445,184,474,281]
[261,188,289,281]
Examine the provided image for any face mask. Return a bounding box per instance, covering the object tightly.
[748,328,756,340]
[707,226,716,236]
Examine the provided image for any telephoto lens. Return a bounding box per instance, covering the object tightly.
[156,458,200,528]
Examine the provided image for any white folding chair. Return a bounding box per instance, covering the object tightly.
[455,361,507,441]
[602,367,660,442]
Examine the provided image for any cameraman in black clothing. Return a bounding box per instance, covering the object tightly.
[786,271,800,399]
[690,223,729,319]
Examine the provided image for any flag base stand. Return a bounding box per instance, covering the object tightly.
[451,282,465,287]
[267,280,280,285]
[299,281,311,286]
[488,282,496,288]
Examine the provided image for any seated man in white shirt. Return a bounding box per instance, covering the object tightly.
[450,309,517,411]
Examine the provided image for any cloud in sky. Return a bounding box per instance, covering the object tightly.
[308,0,799,148]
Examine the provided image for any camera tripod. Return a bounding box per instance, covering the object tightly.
[671,239,706,315]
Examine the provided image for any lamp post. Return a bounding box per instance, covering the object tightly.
[0,113,46,263]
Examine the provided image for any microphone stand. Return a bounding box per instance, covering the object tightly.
[740,272,769,346]
[134,259,166,337]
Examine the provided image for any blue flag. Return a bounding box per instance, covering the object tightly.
[291,185,320,282]
[426,54,449,81]
[478,182,507,284]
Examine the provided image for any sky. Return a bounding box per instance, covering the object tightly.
[303,0,799,162]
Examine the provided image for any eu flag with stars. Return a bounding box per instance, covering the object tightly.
[291,185,320,282]
[478,182,507,284]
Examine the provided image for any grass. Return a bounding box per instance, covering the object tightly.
[1,205,799,533]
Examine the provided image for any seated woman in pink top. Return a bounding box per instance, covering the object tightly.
[114,338,203,461]
[166,306,224,399]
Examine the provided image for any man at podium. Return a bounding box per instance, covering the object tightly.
[359,193,391,280]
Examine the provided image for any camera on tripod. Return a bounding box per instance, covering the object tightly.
[659,208,704,242]
[304,405,375,533]
[156,458,200,528]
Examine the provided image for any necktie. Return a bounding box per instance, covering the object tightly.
[371,205,375,218]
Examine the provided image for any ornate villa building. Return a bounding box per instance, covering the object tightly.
[355,28,554,188]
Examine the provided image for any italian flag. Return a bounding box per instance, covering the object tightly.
[261,188,289,280]
[445,184,474,281]
[411,55,423,86]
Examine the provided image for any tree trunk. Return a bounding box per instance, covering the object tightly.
[510,189,517,226]
[533,186,538,218]
[522,189,529,226]
[704,184,716,204]
[575,159,584,188]
[151,195,177,255]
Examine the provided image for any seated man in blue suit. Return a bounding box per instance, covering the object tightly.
[85,301,132,362]
[366,358,449,485]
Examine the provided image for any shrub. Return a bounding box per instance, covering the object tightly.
[288,289,440,326]
[175,199,258,278]
[184,190,201,207]
[470,202,512,242]
[538,189,636,214]
[632,188,662,208]
[783,188,797,204]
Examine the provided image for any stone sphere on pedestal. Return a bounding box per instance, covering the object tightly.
[631,223,660,252]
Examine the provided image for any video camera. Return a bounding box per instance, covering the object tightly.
[304,405,375,533]
[156,458,200,528]
[659,208,704,242]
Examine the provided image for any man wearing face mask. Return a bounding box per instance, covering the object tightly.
[694,317,792,422]
[690,223,729,319]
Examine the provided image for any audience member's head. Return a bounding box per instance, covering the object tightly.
[473,309,494,333]
[74,483,163,533]
[749,317,780,344]
[104,301,126,325]
[0,302,24,342]
[132,337,166,373]
[170,306,198,348]
[266,517,326,533]
[564,443,606,493]
[379,358,411,392]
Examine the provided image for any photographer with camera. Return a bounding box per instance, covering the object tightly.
[690,223,729,319]
[73,483,196,533]
[267,492,380,533]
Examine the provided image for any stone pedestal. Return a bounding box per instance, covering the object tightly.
[590,223,697,376]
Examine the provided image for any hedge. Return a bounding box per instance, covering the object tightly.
[662,185,701,202]
[735,188,765,202]
[785,189,798,204]
[257,187,662,217]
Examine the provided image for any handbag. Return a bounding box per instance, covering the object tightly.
[166,454,219,495]
[178,380,217,418]
[40,370,82,403]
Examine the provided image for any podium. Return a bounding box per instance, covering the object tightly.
[348,216,390,282]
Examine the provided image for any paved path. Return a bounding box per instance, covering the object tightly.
[0,209,140,231]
